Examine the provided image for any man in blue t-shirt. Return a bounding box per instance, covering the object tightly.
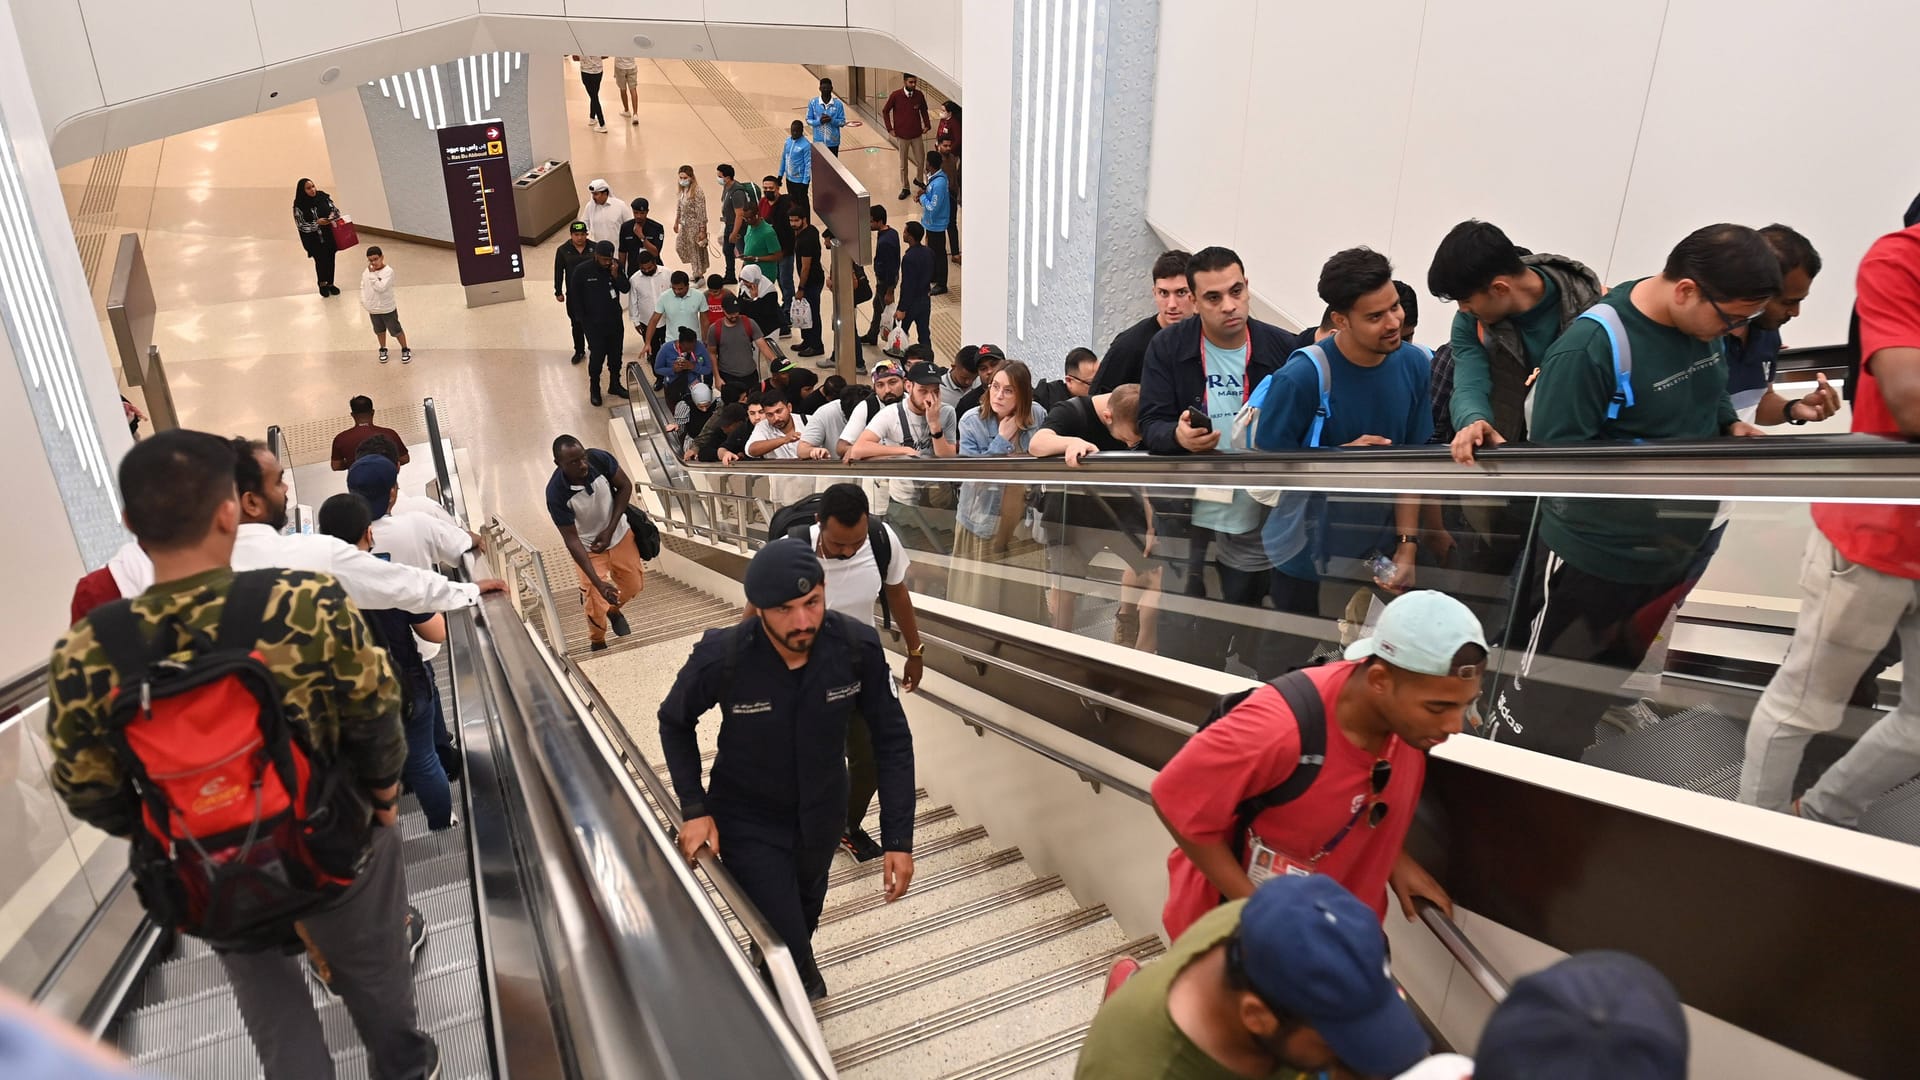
[1252,248,1432,665]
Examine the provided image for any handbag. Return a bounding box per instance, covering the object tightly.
[852,264,873,305]
[329,214,359,251]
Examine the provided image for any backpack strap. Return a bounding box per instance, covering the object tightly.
[1231,670,1329,824]
[216,570,278,653]
[1575,304,1636,420]
[869,522,894,631]
[87,598,155,690]
[1299,344,1334,449]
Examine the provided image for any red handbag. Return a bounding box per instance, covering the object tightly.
[329,216,359,251]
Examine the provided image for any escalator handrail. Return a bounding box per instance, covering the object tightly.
[265,424,302,533]
[0,660,50,732]
[1415,898,1511,1003]
[422,397,455,516]
[557,654,840,1074]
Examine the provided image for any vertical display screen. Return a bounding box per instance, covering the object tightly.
[437,121,525,286]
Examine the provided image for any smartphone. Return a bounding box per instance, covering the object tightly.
[1184,406,1213,433]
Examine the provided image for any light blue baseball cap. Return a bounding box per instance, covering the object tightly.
[1343,590,1487,678]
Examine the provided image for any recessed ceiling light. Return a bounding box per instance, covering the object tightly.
[320,66,341,84]
[633,35,653,49]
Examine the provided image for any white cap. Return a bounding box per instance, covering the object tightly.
[1343,590,1488,678]
[587,178,609,192]
[689,382,716,406]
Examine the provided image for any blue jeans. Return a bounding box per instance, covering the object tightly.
[402,672,453,829]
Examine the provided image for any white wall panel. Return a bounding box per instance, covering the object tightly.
[1389,0,1665,326]
[6,0,106,133]
[479,0,560,13]
[567,18,717,60]
[846,0,895,36]
[1145,0,1253,264]
[76,0,262,103]
[560,0,690,18]
[252,0,400,65]
[707,25,856,67]
[959,0,1013,349]
[892,1,959,92]
[1611,0,1920,345]
[1238,0,1423,327]
[400,0,481,29]
[703,0,849,26]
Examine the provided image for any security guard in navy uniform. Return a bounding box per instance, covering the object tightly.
[659,538,917,999]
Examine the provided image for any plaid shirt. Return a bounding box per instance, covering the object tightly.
[1428,342,1456,444]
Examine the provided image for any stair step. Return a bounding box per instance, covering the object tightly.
[827,826,988,889]
[938,1027,1090,1080]
[831,939,1162,1076]
[818,914,1129,1046]
[813,858,1040,957]
[818,879,1084,985]
[820,847,1024,927]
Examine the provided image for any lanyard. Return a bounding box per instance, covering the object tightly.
[1302,738,1396,866]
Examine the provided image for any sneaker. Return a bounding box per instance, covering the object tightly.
[400,348,413,365]
[606,383,630,399]
[595,122,608,133]
[378,348,389,364]
[897,187,911,200]
[609,610,631,637]
[422,1038,442,1080]
[407,904,428,965]
[840,826,883,863]
[1112,607,1141,649]
[815,356,836,369]
[1598,697,1663,735]
[590,640,609,652]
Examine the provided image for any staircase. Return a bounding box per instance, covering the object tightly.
[106,653,492,1079]
[579,564,1162,1079]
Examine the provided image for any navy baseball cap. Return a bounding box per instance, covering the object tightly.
[345,456,399,521]
[746,537,824,609]
[1475,952,1688,1080]
[1237,876,1429,1078]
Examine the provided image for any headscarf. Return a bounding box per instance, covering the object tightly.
[293,178,327,213]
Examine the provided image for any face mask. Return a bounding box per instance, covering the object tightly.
[679,178,690,188]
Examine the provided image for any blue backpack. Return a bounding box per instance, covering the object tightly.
[1573,303,1637,420]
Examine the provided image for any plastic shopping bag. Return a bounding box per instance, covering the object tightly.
[789,296,814,331]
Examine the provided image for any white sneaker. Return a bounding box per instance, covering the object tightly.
[595,122,608,133]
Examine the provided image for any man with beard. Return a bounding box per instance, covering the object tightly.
[659,539,917,999]
[1091,249,1196,393]
[1724,225,1840,426]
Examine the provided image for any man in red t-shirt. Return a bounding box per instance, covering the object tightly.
[329,395,411,471]
[1740,225,1920,824]
[1153,591,1485,938]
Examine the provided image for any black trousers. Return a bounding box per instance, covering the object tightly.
[717,828,838,989]
[586,322,624,388]
[580,71,604,125]
[786,180,809,208]
[570,318,586,358]
[845,709,878,833]
[309,241,337,288]
[927,230,949,289]
[863,284,895,343]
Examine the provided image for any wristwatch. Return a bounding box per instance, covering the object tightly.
[1786,404,1811,426]
[1395,534,1420,547]
[907,645,926,658]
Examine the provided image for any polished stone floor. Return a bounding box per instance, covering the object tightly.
[63,58,964,542]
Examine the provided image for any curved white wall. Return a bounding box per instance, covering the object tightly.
[4,1,964,168]
[1147,0,1920,347]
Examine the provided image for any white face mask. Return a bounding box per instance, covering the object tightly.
[678,178,690,188]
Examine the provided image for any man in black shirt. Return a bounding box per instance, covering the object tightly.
[553,221,594,363]
[689,402,753,463]
[790,210,827,357]
[895,222,933,349]
[1091,249,1195,394]
[763,177,799,336]
[1028,384,1159,647]
[863,206,901,346]
[617,197,665,275]
[566,240,631,406]
[1035,347,1098,411]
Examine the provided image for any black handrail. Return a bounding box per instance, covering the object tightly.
[423,397,454,514]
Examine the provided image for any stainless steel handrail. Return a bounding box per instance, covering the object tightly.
[1416,899,1511,1003]
[422,396,455,515]
[0,661,50,734]
[916,687,1153,802]
[480,515,569,653]
[559,656,840,1074]
[265,423,302,532]
[915,628,1199,737]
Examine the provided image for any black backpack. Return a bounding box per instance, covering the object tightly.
[765,494,894,629]
[1198,669,1329,859]
[87,571,373,950]
[625,505,662,560]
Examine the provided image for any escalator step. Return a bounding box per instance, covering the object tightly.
[405,852,473,896]
[1578,705,1746,789]
[1861,776,1920,845]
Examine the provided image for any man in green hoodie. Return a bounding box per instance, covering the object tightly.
[1491,223,1775,759]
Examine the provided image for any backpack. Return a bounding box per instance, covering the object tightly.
[1241,343,1333,451]
[1196,669,1329,860]
[87,571,373,950]
[765,494,895,630]
[1569,303,1636,422]
[625,505,662,560]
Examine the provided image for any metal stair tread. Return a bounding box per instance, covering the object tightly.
[819,847,1025,926]
[830,939,1164,1074]
[828,825,988,889]
[812,862,1044,957]
[814,876,1076,974]
[936,1024,1091,1080]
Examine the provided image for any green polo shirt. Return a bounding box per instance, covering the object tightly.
[1530,279,1738,583]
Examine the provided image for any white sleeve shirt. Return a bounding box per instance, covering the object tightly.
[370,512,472,571]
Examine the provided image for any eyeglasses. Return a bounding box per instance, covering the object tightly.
[1706,294,1766,335]
[1364,759,1392,829]
[1064,372,1091,389]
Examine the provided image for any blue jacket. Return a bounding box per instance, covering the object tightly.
[899,244,933,306]
[872,227,901,288]
[919,172,952,232]
[779,137,812,185]
[653,339,712,379]
[658,613,916,851]
[806,96,846,147]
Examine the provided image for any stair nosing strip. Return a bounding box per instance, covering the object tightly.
[812,904,1113,1018]
[937,1024,1093,1080]
[829,939,1162,1070]
[813,876,1067,967]
[817,846,1023,926]
[827,825,986,889]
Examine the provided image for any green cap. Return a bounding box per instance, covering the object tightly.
[1343,590,1487,678]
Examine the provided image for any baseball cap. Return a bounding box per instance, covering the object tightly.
[587,178,609,192]
[975,343,1008,365]
[1475,952,1687,1080]
[1343,590,1487,678]
[593,240,616,257]
[631,196,649,211]
[903,359,944,385]
[745,537,824,609]
[771,355,798,374]
[1237,876,1430,1078]
[345,456,399,521]
[869,359,902,380]
[569,221,588,234]
[720,293,740,314]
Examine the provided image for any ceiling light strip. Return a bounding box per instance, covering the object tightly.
[1077,0,1096,199]
[1059,0,1078,243]
[1015,0,1034,341]
[1029,0,1046,304]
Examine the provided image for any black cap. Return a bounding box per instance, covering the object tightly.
[746,538,824,609]
[720,293,740,314]
[904,359,944,385]
[631,196,650,211]
[976,343,1008,364]
[569,220,588,233]
[593,240,616,256]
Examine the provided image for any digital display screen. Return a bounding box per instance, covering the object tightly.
[437,121,525,287]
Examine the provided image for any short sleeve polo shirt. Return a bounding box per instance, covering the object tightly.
[546,448,631,547]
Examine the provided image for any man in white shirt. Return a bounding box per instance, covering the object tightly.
[847,353,957,552]
[347,456,475,573]
[579,178,625,244]
[109,438,501,612]
[799,384,872,460]
[748,390,828,505]
[359,246,410,365]
[628,249,667,353]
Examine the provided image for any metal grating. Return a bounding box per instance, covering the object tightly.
[1579,704,1747,790]
[72,147,127,285]
[684,59,771,129]
[1860,776,1920,846]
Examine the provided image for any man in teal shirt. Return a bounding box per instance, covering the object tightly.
[1492,223,1775,759]
[1427,219,1604,464]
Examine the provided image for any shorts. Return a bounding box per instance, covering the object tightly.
[1048,523,1155,578]
[369,310,404,335]
[614,67,638,89]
